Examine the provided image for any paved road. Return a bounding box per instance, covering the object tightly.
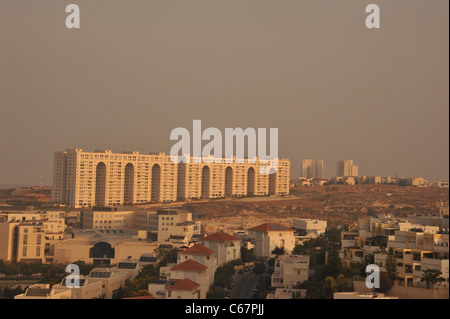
[229,270,259,299]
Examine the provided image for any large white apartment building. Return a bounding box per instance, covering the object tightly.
[341,215,449,288]
[0,211,66,263]
[52,149,290,208]
[382,230,449,286]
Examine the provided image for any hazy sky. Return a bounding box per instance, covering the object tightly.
[0,0,448,186]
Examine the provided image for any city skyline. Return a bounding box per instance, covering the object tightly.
[0,0,448,186]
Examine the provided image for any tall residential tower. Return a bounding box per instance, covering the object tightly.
[337,160,359,177]
[300,159,324,179]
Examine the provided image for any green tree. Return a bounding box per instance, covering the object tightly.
[139,265,159,278]
[157,248,179,267]
[375,271,394,294]
[292,244,308,256]
[241,247,256,262]
[385,248,398,282]
[213,262,236,288]
[72,260,95,275]
[253,263,265,275]
[206,286,226,299]
[325,243,342,277]
[271,246,285,257]
[421,269,445,288]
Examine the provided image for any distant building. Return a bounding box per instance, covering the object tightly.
[138,209,201,243]
[0,211,66,263]
[301,159,324,179]
[51,149,290,208]
[271,255,310,288]
[337,160,358,177]
[385,231,449,286]
[200,232,242,266]
[165,278,201,299]
[52,229,159,265]
[168,259,210,299]
[14,261,141,299]
[81,208,135,230]
[341,215,449,289]
[293,218,327,236]
[14,284,72,299]
[410,177,431,187]
[247,223,295,258]
[437,181,449,189]
[177,243,216,288]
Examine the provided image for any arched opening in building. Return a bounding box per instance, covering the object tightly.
[151,164,161,202]
[247,167,255,196]
[89,241,115,259]
[95,162,107,206]
[224,166,233,197]
[124,163,134,205]
[201,166,210,199]
[268,167,277,195]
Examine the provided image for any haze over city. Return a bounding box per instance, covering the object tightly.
[0,0,448,186]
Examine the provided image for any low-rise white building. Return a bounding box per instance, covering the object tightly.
[271,255,310,288]
[178,243,216,288]
[247,223,295,258]
[168,259,210,299]
[200,232,242,266]
[293,218,327,236]
[165,278,201,299]
[14,284,72,299]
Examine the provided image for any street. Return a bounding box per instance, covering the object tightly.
[229,269,259,299]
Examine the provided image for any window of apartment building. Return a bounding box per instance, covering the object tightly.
[22,246,27,257]
[37,234,41,245]
[23,234,28,245]
[36,246,41,257]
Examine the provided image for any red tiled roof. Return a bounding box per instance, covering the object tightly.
[166,278,200,291]
[202,232,240,242]
[170,259,208,272]
[181,243,215,255]
[247,223,295,232]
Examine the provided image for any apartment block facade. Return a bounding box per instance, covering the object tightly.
[337,159,359,177]
[300,159,324,179]
[52,149,290,208]
[271,255,310,288]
